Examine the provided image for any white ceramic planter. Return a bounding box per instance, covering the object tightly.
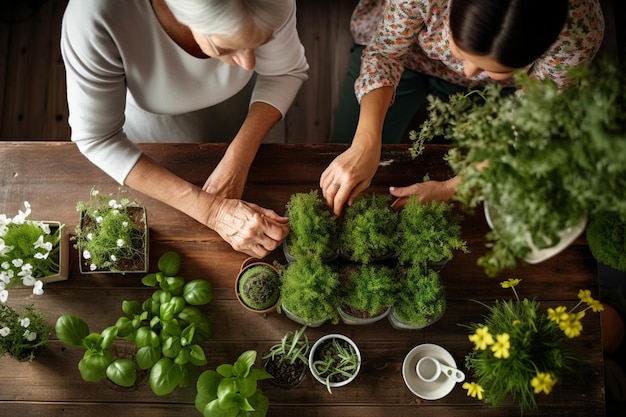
[309,334,361,391]
[484,204,587,264]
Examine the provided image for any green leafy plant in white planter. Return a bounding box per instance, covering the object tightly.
[389,264,446,330]
[396,197,467,268]
[413,59,626,276]
[284,190,339,262]
[339,193,398,263]
[278,259,340,327]
[337,263,397,325]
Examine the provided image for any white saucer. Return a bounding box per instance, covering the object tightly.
[402,344,460,400]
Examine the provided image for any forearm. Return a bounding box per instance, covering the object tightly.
[224,101,282,171]
[353,86,394,150]
[125,154,219,228]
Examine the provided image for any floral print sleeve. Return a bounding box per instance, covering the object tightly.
[355,0,431,102]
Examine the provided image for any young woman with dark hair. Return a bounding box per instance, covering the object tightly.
[326,0,603,214]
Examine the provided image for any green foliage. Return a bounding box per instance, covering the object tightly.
[262,325,309,366]
[55,251,213,395]
[339,264,397,316]
[195,350,272,417]
[238,265,281,310]
[73,188,147,272]
[311,336,360,394]
[0,304,50,361]
[285,190,339,261]
[340,193,398,263]
[279,260,340,324]
[413,59,626,275]
[396,197,467,265]
[393,265,446,327]
[586,211,626,271]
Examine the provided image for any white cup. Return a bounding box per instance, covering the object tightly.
[416,356,465,383]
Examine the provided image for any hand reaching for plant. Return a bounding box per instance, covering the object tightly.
[208,198,289,259]
[389,176,461,210]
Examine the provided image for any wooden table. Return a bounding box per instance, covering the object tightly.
[0,142,604,416]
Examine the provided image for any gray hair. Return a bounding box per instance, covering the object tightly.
[163,0,291,36]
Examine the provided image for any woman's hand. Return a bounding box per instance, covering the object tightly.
[207,197,289,259]
[320,140,382,217]
[389,176,461,210]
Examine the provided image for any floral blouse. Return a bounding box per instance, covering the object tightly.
[353,0,605,101]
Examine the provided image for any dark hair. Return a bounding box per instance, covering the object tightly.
[449,0,568,68]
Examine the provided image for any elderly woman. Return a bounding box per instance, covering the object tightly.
[61,0,308,258]
[322,0,604,215]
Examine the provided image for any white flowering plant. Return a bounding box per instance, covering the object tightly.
[0,303,51,361]
[0,201,64,301]
[462,279,603,414]
[73,189,147,273]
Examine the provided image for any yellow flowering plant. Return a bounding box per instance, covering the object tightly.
[462,279,602,414]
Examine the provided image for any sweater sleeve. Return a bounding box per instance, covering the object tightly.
[250,0,309,118]
[61,0,142,185]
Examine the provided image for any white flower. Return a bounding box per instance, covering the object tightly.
[109,199,117,208]
[0,289,7,303]
[91,189,100,196]
[117,239,124,247]
[0,327,10,337]
[96,216,103,224]
[82,250,91,260]
[34,251,49,260]
[1,261,10,270]
[12,259,23,268]
[0,238,11,256]
[122,221,128,227]
[110,255,117,262]
[90,263,97,271]
[33,235,52,252]
[22,275,36,287]
[23,329,36,341]
[33,280,44,296]
[20,317,31,328]
[87,233,93,240]
[112,209,119,215]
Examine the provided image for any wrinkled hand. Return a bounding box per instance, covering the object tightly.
[320,144,381,216]
[209,198,289,258]
[389,178,457,210]
[202,159,247,199]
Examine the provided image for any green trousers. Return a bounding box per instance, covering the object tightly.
[331,44,471,144]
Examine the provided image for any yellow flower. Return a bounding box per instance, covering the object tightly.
[463,381,484,400]
[512,319,522,327]
[578,289,593,304]
[559,313,583,338]
[469,326,495,350]
[547,306,568,324]
[588,299,604,313]
[531,372,556,395]
[500,278,521,288]
[491,333,511,359]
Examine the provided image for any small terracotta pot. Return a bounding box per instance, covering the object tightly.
[235,257,281,314]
